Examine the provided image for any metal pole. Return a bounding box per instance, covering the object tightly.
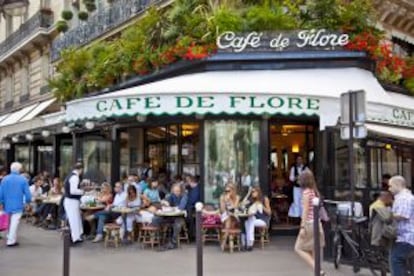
[348,92,355,217]
[313,198,321,276]
[195,202,203,276]
[28,140,32,174]
[63,227,71,276]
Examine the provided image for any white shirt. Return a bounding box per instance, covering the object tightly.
[289,165,306,183]
[69,170,84,196]
[30,185,43,198]
[113,192,127,207]
[241,175,252,187]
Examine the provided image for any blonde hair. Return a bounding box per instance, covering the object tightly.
[101,182,112,193]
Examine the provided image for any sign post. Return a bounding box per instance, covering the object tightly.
[340,90,366,273]
[195,202,204,276]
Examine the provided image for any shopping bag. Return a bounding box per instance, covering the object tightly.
[0,212,9,231]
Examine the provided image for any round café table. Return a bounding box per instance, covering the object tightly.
[111,207,138,244]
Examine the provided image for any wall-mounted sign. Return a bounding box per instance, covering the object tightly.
[66,94,321,122]
[217,29,349,53]
[367,105,414,128]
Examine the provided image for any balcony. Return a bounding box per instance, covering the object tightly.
[51,0,162,61]
[0,9,54,62]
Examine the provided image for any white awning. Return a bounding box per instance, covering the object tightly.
[19,98,56,122]
[366,123,414,142]
[0,98,58,139]
[0,104,38,127]
[66,67,391,129]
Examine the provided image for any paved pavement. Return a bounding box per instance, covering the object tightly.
[0,224,375,276]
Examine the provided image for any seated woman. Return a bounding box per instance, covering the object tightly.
[116,185,141,239]
[96,182,114,206]
[143,178,161,206]
[220,182,240,251]
[91,182,126,242]
[243,185,271,251]
[35,177,63,226]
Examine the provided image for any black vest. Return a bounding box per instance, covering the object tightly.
[64,172,82,200]
[293,164,307,187]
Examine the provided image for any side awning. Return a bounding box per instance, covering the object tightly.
[0,98,57,139]
[366,123,414,142]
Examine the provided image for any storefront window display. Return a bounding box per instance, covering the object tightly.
[333,131,367,200]
[82,139,111,185]
[204,120,260,204]
[15,145,33,174]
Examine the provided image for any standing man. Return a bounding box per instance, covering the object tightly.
[0,162,31,247]
[63,163,84,245]
[288,155,307,219]
[388,175,414,276]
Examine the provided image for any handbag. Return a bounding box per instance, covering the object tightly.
[0,211,9,231]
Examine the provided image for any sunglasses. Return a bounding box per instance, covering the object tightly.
[225,190,231,193]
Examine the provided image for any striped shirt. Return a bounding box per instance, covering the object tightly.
[303,188,316,222]
[393,189,414,246]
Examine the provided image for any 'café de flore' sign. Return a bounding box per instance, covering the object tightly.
[65,94,321,121]
[216,29,349,52]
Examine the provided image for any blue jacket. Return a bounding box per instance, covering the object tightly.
[187,185,201,209]
[0,171,31,214]
[167,193,188,211]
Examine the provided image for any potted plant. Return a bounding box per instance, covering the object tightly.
[78,11,89,21]
[56,20,69,33]
[61,10,73,21]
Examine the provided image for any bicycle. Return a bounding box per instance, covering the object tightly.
[325,201,389,276]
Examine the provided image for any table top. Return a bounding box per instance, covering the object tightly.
[111,207,138,214]
[156,210,186,217]
[80,205,105,211]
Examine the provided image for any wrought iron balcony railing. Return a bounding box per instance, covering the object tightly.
[50,0,157,61]
[0,9,54,59]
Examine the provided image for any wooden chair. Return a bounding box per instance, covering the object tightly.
[140,224,161,250]
[202,224,221,244]
[178,224,190,247]
[255,225,270,249]
[221,228,241,253]
[103,223,121,248]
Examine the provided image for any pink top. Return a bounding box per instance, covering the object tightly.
[302,188,316,222]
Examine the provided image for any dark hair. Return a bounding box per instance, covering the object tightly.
[127,185,137,199]
[73,162,83,170]
[382,174,391,180]
[251,185,263,201]
[33,176,43,183]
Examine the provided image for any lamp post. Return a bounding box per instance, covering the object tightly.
[0,0,30,17]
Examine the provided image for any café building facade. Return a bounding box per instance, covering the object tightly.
[62,31,414,210]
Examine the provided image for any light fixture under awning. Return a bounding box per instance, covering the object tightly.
[366,123,414,142]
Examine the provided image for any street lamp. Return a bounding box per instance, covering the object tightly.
[0,0,29,17]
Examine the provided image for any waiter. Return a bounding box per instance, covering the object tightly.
[288,155,307,219]
[63,162,84,244]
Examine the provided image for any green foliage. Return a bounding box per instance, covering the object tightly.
[78,11,89,21]
[245,4,297,31]
[61,10,73,21]
[51,0,384,102]
[56,20,69,33]
[404,78,414,95]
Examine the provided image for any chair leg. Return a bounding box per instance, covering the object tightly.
[229,234,234,253]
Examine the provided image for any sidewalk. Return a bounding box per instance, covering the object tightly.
[0,224,374,276]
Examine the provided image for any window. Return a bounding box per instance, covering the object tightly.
[15,145,33,174]
[82,139,111,185]
[59,140,73,178]
[5,15,13,36]
[204,120,260,204]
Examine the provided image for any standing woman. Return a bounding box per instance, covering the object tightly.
[294,170,325,275]
[220,182,240,251]
[63,163,84,245]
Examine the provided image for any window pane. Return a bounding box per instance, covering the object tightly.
[204,120,260,204]
[82,140,111,185]
[59,141,72,178]
[182,123,200,177]
[382,148,398,176]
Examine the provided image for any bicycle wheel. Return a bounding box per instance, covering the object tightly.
[333,233,342,269]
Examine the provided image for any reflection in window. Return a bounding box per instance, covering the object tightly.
[204,120,260,203]
[59,141,72,178]
[82,139,111,185]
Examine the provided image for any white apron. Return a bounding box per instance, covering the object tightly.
[64,198,83,242]
[288,187,303,218]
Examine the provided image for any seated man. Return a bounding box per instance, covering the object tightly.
[89,182,126,242]
[152,183,188,250]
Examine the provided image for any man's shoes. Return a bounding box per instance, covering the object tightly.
[7,242,19,247]
[246,246,253,252]
[92,234,103,243]
[71,240,83,246]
